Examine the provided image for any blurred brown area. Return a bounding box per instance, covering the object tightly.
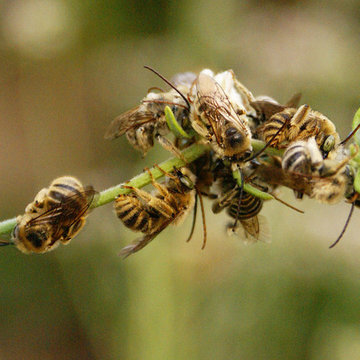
[1,0,360,359]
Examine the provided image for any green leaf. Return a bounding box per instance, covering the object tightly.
[354,169,360,194]
[352,107,360,146]
[165,106,192,139]
[232,169,274,201]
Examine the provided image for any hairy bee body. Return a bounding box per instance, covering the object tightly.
[226,192,263,220]
[13,176,96,254]
[115,167,196,257]
[278,138,351,203]
[257,103,340,155]
[212,184,268,243]
[190,70,253,161]
[105,86,191,155]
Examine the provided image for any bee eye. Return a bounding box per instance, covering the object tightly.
[322,135,335,152]
[225,127,237,137]
[180,176,194,189]
[226,127,244,147]
[26,231,45,248]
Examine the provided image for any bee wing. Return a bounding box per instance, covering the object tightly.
[250,100,287,121]
[196,73,247,145]
[119,219,172,258]
[28,188,97,231]
[240,215,270,243]
[285,93,302,108]
[104,106,156,140]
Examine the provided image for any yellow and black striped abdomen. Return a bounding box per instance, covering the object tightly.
[47,176,86,210]
[227,192,263,220]
[261,108,296,146]
[115,194,161,234]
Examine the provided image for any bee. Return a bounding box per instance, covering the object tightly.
[11,176,97,254]
[190,70,253,162]
[253,99,340,156]
[115,166,199,258]
[105,67,195,157]
[256,138,352,205]
[212,185,269,243]
[105,86,191,155]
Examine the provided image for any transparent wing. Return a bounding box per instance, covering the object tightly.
[104,106,156,140]
[28,188,97,232]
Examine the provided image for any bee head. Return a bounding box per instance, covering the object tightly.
[224,127,252,158]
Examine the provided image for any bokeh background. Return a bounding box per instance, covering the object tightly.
[1,0,360,359]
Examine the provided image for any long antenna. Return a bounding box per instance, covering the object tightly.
[339,122,360,146]
[329,202,355,248]
[144,66,190,109]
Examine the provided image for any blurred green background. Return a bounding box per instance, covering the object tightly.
[1,0,360,359]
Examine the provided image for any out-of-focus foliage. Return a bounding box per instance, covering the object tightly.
[1,0,360,359]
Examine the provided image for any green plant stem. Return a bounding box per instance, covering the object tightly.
[0,139,280,238]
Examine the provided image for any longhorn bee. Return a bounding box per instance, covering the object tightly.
[11,176,97,254]
[252,99,340,157]
[115,166,199,257]
[105,85,191,156]
[190,70,253,162]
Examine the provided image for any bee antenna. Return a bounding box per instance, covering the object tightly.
[329,202,355,248]
[339,122,360,146]
[196,187,207,249]
[271,193,305,214]
[144,66,190,110]
[186,193,198,244]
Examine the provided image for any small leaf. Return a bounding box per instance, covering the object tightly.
[354,169,360,194]
[232,169,274,200]
[165,106,192,139]
[352,107,360,146]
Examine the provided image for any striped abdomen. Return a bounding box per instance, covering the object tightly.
[227,192,263,220]
[47,177,86,209]
[115,194,162,234]
[282,142,311,174]
[261,108,296,146]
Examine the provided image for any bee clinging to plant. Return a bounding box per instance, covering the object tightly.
[190,70,253,162]
[11,176,97,254]
[105,67,194,157]
[253,100,340,157]
[116,166,206,258]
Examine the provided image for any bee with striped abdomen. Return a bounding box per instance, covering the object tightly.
[212,185,269,243]
[12,176,97,254]
[254,101,340,157]
[281,138,352,204]
[115,166,198,257]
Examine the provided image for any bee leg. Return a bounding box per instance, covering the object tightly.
[143,166,177,198]
[288,104,312,141]
[155,134,188,164]
[122,183,175,219]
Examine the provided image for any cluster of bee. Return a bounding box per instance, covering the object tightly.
[104,67,359,257]
[4,67,359,255]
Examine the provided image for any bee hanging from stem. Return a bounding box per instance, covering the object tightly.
[115,165,207,258]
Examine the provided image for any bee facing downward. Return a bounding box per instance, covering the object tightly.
[115,166,198,258]
[11,176,97,254]
[190,70,253,161]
